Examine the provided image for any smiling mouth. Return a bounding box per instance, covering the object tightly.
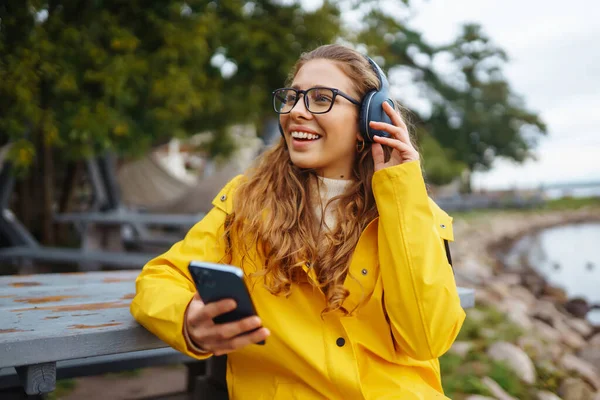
[290,131,322,141]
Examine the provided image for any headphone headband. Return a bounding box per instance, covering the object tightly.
[366,56,389,92]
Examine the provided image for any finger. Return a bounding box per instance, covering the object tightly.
[206,316,263,342]
[371,142,385,170]
[383,101,408,131]
[369,120,410,144]
[213,327,271,356]
[372,135,415,152]
[193,292,202,301]
[198,299,237,321]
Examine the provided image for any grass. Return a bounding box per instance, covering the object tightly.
[541,196,600,210]
[451,196,600,221]
[46,379,77,400]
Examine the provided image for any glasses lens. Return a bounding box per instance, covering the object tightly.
[273,89,297,114]
[306,88,334,113]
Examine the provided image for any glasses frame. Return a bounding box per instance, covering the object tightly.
[272,87,361,115]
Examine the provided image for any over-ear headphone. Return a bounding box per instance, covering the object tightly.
[359,57,394,142]
[278,55,395,142]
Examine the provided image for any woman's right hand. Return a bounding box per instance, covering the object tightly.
[185,293,270,356]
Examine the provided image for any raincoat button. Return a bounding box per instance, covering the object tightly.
[220,194,227,201]
[440,224,446,229]
[361,269,368,275]
[336,337,345,347]
[306,262,311,267]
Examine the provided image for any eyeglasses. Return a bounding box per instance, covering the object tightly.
[272,87,361,114]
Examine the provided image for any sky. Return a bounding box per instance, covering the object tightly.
[406,0,600,190]
[303,0,600,190]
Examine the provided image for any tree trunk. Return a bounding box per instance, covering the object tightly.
[41,139,55,245]
[460,168,473,194]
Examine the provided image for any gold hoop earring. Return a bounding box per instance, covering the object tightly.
[356,140,365,152]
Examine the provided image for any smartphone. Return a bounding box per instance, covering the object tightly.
[188,261,264,344]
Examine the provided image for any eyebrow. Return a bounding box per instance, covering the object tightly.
[290,84,328,90]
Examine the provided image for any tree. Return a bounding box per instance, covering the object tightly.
[426,24,547,191]
[0,0,341,242]
[356,16,546,189]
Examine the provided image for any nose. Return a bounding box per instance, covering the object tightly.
[289,94,312,120]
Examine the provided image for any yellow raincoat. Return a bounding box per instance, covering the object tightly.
[131,160,465,399]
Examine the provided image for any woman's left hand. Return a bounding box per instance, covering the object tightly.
[369,101,420,172]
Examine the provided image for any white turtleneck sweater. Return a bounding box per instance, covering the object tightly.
[312,176,353,230]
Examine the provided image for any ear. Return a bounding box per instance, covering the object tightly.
[355,132,363,142]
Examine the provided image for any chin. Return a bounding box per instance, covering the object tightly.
[289,154,320,170]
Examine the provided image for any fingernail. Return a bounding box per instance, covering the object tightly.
[263,328,271,336]
[253,317,262,325]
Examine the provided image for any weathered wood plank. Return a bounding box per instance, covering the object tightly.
[0,271,172,369]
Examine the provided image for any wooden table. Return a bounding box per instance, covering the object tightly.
[0,271,475,396]
[0,271,195,396]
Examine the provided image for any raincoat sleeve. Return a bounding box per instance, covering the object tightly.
[372,160,465,361]
[130,175,243,360]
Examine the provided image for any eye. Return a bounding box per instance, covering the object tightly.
[310,89,333,104]
[285,93,297,103]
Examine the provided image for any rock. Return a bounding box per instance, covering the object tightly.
[488,281,511,298]
[511,285,538,306]
[487,341,537,384]
[481,376,517,400]
[534,320,562,343]
[498,297,531,315]
[561,353,600,390]
[565,298,593,319]
[507,308,534,331]
[450,341,473,358]
[566,318,593,338]
[496,273,522,286]
[459,257,494,284]
[518,336,550,360]
[590,333,600,347]
[558,377,595,400]
[522,271,547,296]
[578,346,600,380]
[532,300,562,325]
[542,285,569,303]
[536,391,563,400]
[475,288,502,307]
[554,319,587,350]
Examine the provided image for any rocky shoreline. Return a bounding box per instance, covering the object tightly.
[449,206,600,400]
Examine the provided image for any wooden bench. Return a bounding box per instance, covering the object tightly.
[0,270,210,399]
[0,160,194,272]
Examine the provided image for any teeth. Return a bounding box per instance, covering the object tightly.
[291,131,320,140]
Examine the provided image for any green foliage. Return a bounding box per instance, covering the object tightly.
[0,0,341,167]
[419,130,466,185]
[542,196,600,210]
[358,17,546,184]
[425,24,547,173]
[1,1,546,190]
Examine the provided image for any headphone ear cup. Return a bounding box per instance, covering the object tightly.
[359,90,376,142]
[367,93,394,140]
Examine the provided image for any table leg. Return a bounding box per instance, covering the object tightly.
[15,362,56,395]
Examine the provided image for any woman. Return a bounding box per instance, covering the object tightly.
[131,44,465,399]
